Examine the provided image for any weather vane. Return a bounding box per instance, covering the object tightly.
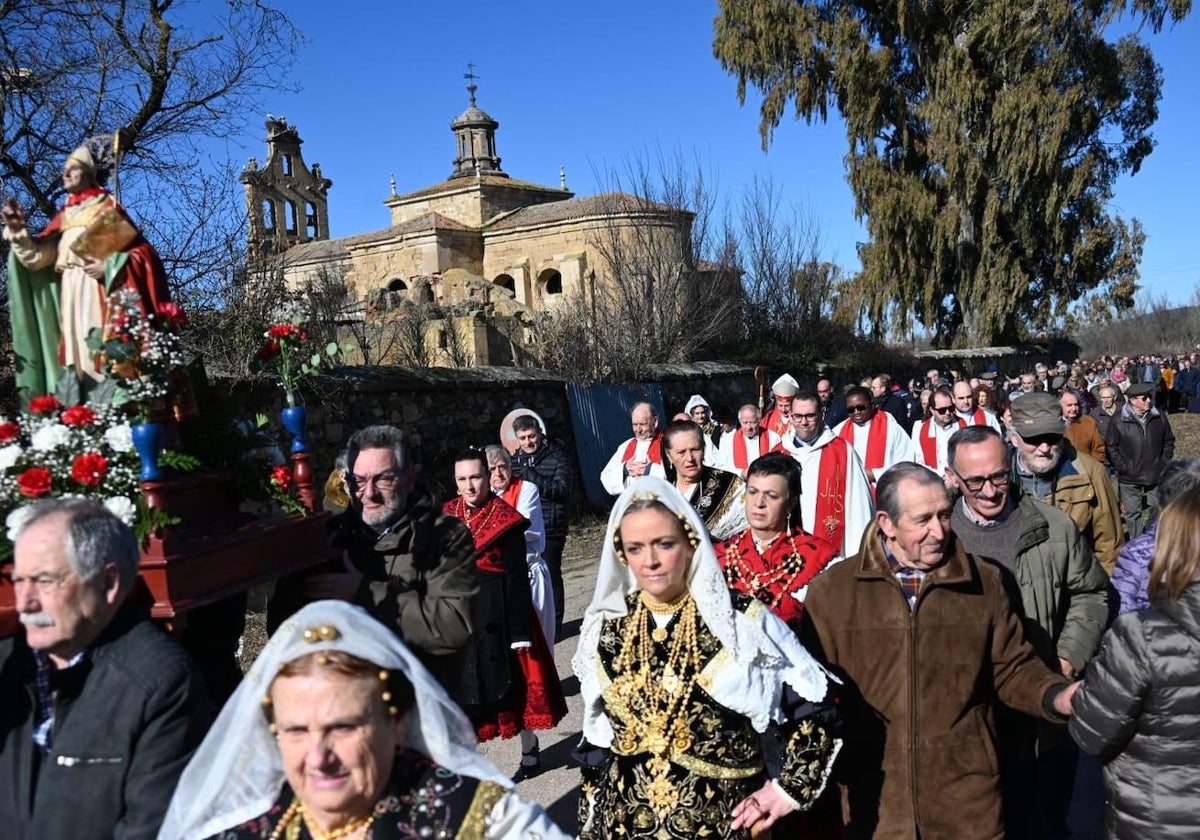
[464,62,480,106]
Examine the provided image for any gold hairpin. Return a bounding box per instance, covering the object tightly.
[302,624,340,643]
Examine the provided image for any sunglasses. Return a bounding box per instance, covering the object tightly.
[847,404,871,414]
[932,405,954,414]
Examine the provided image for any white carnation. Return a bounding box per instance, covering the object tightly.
[104,423,134,453]
[0,444,22,471]
[30,423,71,452]
[103,496,137,526]
[5,505,35,543]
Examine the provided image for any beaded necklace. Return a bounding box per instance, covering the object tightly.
[722,528,808,612]
[453,496,495,534]
[266,800,375,840]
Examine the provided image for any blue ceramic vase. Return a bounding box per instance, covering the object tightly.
[281,405,308,454]
[130,422,163,481]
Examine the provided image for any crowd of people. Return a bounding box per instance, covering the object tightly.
[4,355,1200,840]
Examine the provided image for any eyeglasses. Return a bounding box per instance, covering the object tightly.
[952,468,1010,493]
[9,571,71,593]
[846,404,871,414]
[932,405,954,414]
[791,412,819,421]
[348,469,400,495]
[1129,393,1152,401]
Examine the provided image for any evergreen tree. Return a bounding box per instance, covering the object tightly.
[714,0,1189,345]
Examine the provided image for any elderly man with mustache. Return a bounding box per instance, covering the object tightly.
[0,498,209,840]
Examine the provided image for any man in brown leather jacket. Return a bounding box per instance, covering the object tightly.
[801,463,1077,840]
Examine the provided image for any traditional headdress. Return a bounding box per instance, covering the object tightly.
[684,394,711,414]
[157,601,511,840]
[572,476,832,747]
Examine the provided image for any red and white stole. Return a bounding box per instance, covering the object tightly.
[916,417,966,467]
[970,408,987,426]
[838,412,889,472]
[732,431,771,469]
[814,440,850,550]
[500,477,524,511]
[622,433,663,464]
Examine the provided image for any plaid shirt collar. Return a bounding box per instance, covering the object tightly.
[32,649,86,753]
[882,540,926,609]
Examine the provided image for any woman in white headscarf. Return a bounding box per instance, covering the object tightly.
[157,601,568,840]
[572,476,842,839]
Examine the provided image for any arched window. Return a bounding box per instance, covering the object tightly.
[282,154,293,175]
[493,274,516,293]
[305,202,320,239]
[262,200,275,230]
[539,268,563,295]
[387,278,408,292]
[284,201,298,234]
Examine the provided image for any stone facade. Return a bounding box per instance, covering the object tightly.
[241,81,712,366]
[228,363,756,509]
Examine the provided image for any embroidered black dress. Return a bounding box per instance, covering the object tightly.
[208,752,507,840]
[578,592,839,839]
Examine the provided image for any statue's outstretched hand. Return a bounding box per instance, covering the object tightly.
[1,197,26,233]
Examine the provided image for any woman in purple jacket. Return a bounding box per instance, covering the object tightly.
[1111,458,1200,613]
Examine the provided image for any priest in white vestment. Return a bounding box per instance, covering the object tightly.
[599,401,666,496]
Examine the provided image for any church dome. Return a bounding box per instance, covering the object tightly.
[452,103,498,129]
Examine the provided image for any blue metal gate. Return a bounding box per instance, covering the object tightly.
[566,382,665,508]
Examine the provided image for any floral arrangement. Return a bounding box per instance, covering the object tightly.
[252,319,341,407]
[264,463,307,516]
[0,398,143,557]
[87,290,188,420]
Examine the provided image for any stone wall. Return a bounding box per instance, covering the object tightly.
[224,362,756,509]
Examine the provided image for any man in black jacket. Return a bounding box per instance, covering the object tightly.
[0,498,210,840]
[510,414,571,641]
[1106,382,1176,538]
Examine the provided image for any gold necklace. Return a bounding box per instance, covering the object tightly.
[640,588,689,613]
[608,594,703,817]
[298,803,375,840]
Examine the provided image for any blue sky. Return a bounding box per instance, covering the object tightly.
[214,1,1199,306]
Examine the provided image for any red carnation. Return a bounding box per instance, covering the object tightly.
[17,467,53,498]
[269,465,293,491]
[70,452,108,488]
[266,324,301,340]
[0,422,18,443]
[257,340,280,361]
[27,396,62,415]
[61,405,97,427]
[155,302,188,328]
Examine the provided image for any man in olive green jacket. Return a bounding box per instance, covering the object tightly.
[949,427,1109,676]
[947,426,1108,839]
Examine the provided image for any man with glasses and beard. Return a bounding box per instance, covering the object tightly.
[269,425,478,699]
[1009,392,1124,574]
[947,426,1108,839]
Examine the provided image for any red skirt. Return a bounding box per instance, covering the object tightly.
[472,614,568,742]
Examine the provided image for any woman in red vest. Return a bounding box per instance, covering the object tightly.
[444,449,567,781]
[715,452,839,633]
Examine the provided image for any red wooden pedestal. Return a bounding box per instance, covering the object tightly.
[0,473,330,636]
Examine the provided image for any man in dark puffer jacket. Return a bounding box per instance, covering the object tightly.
[1069,484,1200,840]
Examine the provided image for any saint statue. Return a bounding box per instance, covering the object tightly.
[2,138,172,405]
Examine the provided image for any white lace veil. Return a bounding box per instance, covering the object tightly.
[157,601,510,840]
[572,476,831,746]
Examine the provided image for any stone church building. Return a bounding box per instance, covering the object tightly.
[240,81,704,365]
